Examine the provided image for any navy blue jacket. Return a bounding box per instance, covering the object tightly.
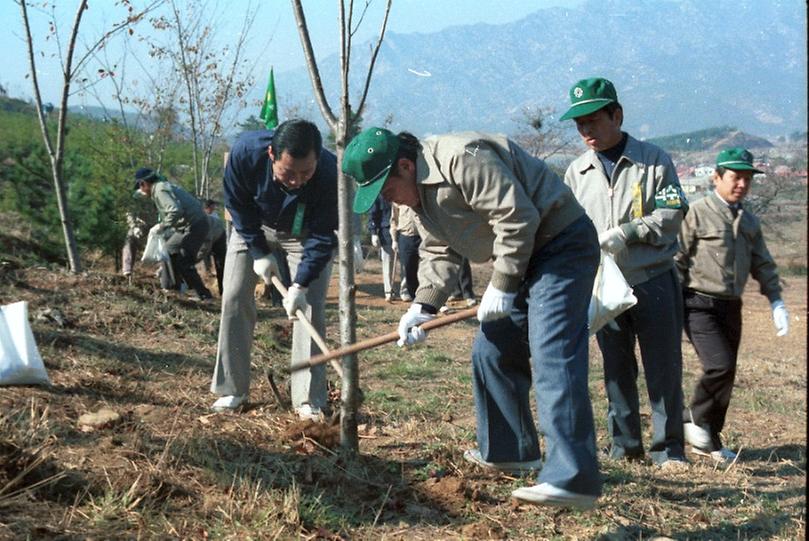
[367,195,391,236]
[223,130,338,287]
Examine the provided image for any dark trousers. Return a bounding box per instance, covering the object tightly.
[596,268,685,464]
[450,258,475,299]
[683,290,742,450]
[210,233,227,295]
[397,233,421,297]
[164,219,212,299]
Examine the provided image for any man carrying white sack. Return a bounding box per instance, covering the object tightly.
[343,127,602,510]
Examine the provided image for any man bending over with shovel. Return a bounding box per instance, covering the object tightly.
[210,119,337,421]
[343,127,602,510]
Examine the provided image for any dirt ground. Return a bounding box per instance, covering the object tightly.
[0,247,805,539]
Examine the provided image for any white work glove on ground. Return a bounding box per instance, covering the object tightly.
[283,283,308,320]
[598,227,627,255]
[252,253,281,284]
[771,299,789,337]
[397,303,434,347]
[477,283,517,322]
[371,234,380,248]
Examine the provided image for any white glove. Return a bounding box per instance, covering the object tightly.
[252,253,281,284]
[283,283,308,320]
[599,227,627,255]
[397,303,434,347]
[391,238,399,253]
[771,299,789,337]
[371,234,380,248]
[477,283,517,322]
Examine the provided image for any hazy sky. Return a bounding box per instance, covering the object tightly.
[0,0,584,105]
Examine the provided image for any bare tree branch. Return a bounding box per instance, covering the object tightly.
[291,0,337,130]
[353,0,392,121]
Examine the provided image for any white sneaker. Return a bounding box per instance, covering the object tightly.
[400,292,413,302]
[384,293,393,302]
[692,446,737,464]
[463,449,542,475]
[295,404,324,422]
[211,394,247,412]
[684,421,713,450]
[465,298,477,307]
[511,483,597,510]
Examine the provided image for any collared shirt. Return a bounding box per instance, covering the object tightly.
[564,134,686,286]
[223,130,338,287]
[390,203,419,237]
[675,190,782,302]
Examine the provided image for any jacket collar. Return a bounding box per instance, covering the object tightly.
[577,132,642,174]
[706,190,743,219]
[415,141,444,186]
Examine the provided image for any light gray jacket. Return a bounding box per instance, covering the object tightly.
[151,180,206,232]
[412,132,584,309]
[564,135,686,286]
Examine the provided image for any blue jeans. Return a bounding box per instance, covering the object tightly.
[597,268,685,464]
[471,215,601,496]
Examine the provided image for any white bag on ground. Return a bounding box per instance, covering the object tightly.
[588,252,637,335]
[0,301,51,386]
[141,224,169,263]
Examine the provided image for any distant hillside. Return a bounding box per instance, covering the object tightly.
[648,127,774,152]
[276,0,806,138]
[0,96,35,114]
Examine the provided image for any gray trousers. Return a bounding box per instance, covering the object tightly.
[210,227,333,409]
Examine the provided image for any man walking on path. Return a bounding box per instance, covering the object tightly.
[675,147,789,464]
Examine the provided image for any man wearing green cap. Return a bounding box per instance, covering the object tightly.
[344,127,602,509]
[561,77,688,467]
[675,148,789,464]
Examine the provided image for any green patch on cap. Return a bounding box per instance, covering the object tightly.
[716,147,764,174]
[560,77,618,121]
[342,127,400,214]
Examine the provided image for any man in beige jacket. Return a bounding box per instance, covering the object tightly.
[675,147,789,464]
[343,127,602,510]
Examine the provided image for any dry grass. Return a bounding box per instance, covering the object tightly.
[0,233,805,539]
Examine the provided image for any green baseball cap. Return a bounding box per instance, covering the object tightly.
[343,127,400,213]
[560,77,618,121]
[716,147,763,174]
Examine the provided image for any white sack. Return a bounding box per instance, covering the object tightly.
[588,252,637,335]
[0,301,51,386]
[141,224,169,263]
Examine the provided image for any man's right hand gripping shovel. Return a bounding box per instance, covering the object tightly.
[253,253,344,379]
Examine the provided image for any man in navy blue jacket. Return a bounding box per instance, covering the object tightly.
[210,119,338,420]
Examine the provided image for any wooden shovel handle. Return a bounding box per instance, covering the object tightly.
[289,306,479,372]
[270,276,344,379]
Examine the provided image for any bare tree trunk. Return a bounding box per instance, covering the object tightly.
[18,0,160,273]
[291,0,392,452]
[19,0,85,272]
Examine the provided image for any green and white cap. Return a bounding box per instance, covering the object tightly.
[716,147,763,174]
[560,77,618,121]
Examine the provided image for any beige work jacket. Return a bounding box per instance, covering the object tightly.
[411,132,584,309]
[675,190,782,302]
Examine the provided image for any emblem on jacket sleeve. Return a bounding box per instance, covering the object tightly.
[654,185,688,210]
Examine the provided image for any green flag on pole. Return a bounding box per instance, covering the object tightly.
[259,68,279,129]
